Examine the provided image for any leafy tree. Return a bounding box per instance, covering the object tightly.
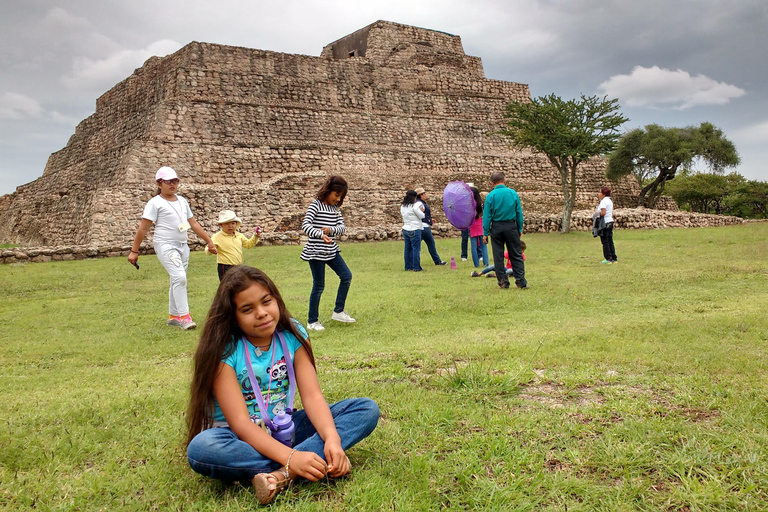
[606,122,740,207]
[500,94,628,233]
[726,180,768,218]
[666,172,738,214]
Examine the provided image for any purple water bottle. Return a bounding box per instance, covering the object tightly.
[271,411,295,447]
[450,257,456,269]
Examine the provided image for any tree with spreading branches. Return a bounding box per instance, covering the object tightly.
[500,94,628,233]
[606,122,740,208]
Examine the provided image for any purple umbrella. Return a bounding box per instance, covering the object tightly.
[442,181,476,230]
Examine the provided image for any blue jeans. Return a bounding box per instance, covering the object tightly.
[187,398,379,484]
[402,229,423,270]
[470,235,489,268]
[420,226,443,264]
[460,229,469,259]
[481,264,513,276]
[307,253,352,324]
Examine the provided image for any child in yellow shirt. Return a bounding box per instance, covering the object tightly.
[207,210,260,281]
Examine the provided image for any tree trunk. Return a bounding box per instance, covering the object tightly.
[554,160,571,233]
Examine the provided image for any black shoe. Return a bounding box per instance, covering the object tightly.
[499,282,510,289]
[436,261,447,265]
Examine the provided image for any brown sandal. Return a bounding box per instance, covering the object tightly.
[252,470,291,505]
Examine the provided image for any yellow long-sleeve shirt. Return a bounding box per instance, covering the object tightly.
[206,230,259,265]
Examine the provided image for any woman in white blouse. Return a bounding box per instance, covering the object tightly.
[400,190,425,271]
[597,186,618,263]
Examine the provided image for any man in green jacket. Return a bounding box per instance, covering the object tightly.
[482,172,529,289]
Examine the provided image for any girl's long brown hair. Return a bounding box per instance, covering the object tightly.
[316,175,348,207]
[185,266,315,447]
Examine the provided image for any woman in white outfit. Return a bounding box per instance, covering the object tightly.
[597,186,617,264]
[127,166,217,329]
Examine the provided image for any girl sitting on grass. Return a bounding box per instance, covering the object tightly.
[185,266,379,505]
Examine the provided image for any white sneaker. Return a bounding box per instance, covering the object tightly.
[331,311,356,323]
[461,258,467,261]
[307,322,325,331]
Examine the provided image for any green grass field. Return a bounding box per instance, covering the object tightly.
[1,224,767,511]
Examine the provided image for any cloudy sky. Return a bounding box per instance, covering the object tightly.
[1,0,766,196]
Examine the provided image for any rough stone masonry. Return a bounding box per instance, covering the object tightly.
[0,20,652,250]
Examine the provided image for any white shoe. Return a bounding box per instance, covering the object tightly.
[307,322,325,331]
[461,258,467,261]
[331,311,356,323]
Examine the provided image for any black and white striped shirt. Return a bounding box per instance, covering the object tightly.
[300,199,345,261]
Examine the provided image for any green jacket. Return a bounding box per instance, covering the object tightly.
[483,184,524,236]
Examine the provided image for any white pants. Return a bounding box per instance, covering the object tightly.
[154,241,190,317]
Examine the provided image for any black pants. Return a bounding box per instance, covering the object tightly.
[600,222,617,262]
[217,263,235,282]
[489,220,527,288]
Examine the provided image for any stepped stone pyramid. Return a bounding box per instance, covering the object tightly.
[0,20,637,247]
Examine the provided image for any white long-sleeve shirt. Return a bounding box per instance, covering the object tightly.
[401,203,425,231]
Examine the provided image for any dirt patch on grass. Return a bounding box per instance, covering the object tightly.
[517,382,607,408]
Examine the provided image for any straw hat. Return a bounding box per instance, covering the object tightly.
[216,210,242,226]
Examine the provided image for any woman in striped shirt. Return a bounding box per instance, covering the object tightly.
[300,176,355,331]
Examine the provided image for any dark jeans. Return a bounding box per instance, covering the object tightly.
[460,229,469,259]
[217,263,234,282]
[308,253,352,324]
[420,226,443,264]
[402,229,423,270]
[600,222,617,262]
[187,398,379,484]
[489,220,527,288]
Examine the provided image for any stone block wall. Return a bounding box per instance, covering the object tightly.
[0,20,641,251]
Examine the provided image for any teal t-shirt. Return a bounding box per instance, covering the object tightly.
[213,323,305,425]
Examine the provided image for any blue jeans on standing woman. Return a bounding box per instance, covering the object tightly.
[420,226,444,265]
[187,398,379,484]
[470,235,489,268]
[402,229,423,270]
[307,252,352,324]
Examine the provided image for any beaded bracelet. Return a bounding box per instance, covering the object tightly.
[285,448,297,477]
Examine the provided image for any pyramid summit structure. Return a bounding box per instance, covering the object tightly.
[0,20,637,247]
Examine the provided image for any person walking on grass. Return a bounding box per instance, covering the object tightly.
[206,210,261,281]
[482,171,529,290]
[459,182,474,261]
[468,186,489,268]
[400,189,425,271]
[414,187,447,266]
[185,266,379,506]
[127,166,217,330]
[301,176,355,332]
[597,186,618,264]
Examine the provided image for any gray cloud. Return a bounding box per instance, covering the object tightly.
[1,0,766,195]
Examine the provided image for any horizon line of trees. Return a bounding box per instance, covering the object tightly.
[498,93,767,228]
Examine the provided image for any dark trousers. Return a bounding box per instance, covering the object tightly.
[307,253,352,324]
[460,229,469,258]
[489,220,527,288]
[600,222,617,262]
[217,263,234,282]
